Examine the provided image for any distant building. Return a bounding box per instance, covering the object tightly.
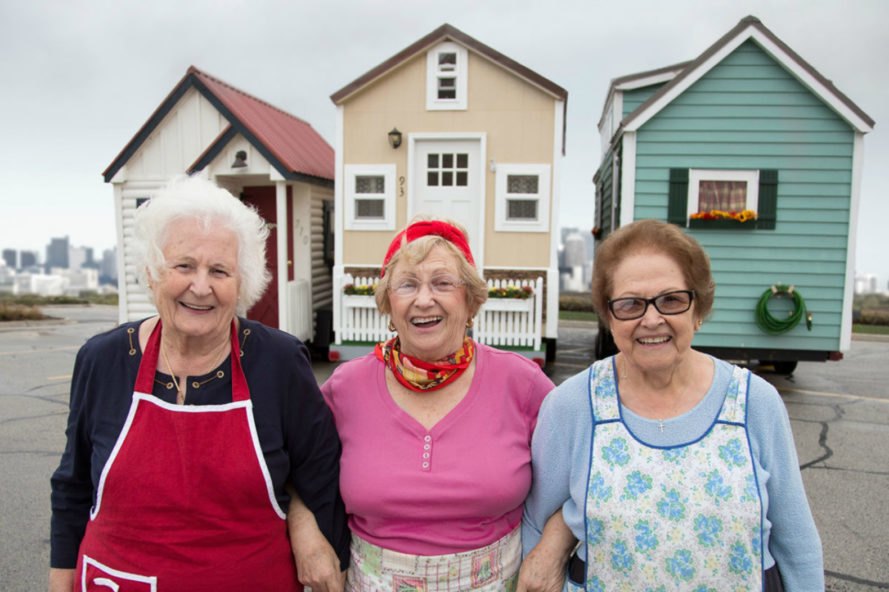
[560,231,591,292]
[20,251,38,269]
[563,233,586,267]
[65,268,100,294]
[69,246,91,271]
[855,273,879,295]
[46,237,69,271]
[0,266,14,294]
[100,248,118,284]
[2,249,16,269]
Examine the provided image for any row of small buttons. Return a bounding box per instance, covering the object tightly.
[421,434,432,471]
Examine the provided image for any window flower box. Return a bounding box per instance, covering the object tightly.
[482,297,534,312]
[689,209,757,230]
[488,285,534,299]
[688,218,757,230]
[342,294,377,309]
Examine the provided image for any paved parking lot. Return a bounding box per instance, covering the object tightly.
[1,307,887,590]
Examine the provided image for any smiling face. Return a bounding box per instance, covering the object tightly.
[609,250,699,376]
[150,217,241,347]
[387,244,470,362]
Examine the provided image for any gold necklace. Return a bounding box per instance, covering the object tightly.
[160,341,186,405]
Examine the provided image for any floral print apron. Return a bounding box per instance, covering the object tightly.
[346,528,520,592]
[576,359,763,591]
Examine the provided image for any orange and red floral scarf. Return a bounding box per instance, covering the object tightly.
[375,336,475,392]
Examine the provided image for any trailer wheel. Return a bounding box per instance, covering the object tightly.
[773,360,798,375]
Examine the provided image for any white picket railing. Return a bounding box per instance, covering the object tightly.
[338,276,393,343]
[336,274,544,350]
[476,277,544,350]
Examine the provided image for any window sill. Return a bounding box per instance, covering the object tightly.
[688,219,757,230]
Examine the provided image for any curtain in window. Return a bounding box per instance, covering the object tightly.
[698,181,747,212]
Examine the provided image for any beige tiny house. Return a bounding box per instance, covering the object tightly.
[330,24,568,361]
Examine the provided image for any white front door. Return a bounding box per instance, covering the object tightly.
[411,139,483,260]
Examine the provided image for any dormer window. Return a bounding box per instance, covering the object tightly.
[427,42,467,110]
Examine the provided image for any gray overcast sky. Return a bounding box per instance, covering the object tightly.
[1,0,887,286]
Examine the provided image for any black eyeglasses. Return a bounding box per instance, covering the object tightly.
[608,290,695,320]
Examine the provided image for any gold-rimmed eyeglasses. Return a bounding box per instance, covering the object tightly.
[391,275,464,298]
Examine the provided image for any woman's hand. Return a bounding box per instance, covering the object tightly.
[287,491,345,592]
[48,568,74,592]
[517,510,576,592]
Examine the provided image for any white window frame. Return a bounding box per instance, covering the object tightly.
[494,164,551,232]
[426,42,467,111]
[344,164,396,230]
[687,169,759,221]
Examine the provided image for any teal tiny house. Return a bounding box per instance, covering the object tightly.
[593,16,874,372]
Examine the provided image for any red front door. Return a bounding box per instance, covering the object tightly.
[240,186,294,329]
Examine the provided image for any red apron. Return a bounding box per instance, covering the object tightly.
[74,320,302,592]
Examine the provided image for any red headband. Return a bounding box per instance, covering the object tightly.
[380,220,475,277]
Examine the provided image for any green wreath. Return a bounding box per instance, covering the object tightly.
[755,284,813,335]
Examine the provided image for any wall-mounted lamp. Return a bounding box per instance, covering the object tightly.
[231,150,248,168]
[388,128,402,149]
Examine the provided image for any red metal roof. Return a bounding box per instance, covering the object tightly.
[103,66,333,183]
[190,67,333,180]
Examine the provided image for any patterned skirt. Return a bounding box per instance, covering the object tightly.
[346,528,521,592]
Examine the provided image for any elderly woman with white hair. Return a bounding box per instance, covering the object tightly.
[49,176,349,592]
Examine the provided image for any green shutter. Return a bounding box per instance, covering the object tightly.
[758,169,778,230]
[667,168,689,226]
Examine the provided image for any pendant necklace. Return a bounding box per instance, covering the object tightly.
[619,355,678,433]
[160,341,186,405]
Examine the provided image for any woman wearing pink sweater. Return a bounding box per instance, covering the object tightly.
[323,219,554,591]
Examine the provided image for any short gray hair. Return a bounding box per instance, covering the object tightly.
[133,176,271,312]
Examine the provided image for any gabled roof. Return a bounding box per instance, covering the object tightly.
[331,24,567,154]
[607,15,874,138]
[103,66,334,184]
[331,24,568,105]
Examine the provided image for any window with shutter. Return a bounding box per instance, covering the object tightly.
[668,168,777,230]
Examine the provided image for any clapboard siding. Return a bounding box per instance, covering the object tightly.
[595,145,617,241]
[120,186,162,321]
[622,85,666,118]
[629,41,854,351]
[310,188,334,312]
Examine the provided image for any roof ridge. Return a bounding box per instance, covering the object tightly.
[188,65,314,129]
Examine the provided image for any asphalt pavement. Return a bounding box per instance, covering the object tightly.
[1,306,887,591]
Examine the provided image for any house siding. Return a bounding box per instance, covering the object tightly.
[310,187,334,312]
[118,184,161,322]
[595,145,617,240]
[121,89,228,182]
[622,84,666,118]
[631,40,854,352]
